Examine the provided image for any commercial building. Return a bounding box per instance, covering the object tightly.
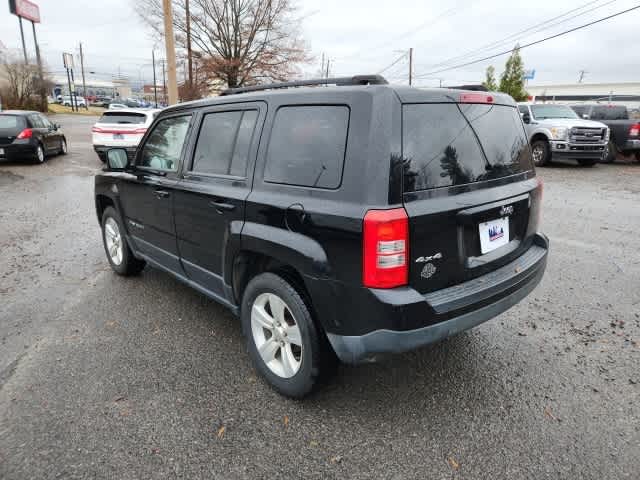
[527,82,640,108]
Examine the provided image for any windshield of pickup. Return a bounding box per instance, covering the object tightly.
[530,105,578,120]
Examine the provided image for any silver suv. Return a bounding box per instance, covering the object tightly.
[518,103,609,167]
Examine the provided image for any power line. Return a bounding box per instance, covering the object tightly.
[377,51,408,75]
[415,4,640,78]
[423,0,611,71]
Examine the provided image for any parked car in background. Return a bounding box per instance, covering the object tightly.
[92,108,160,161]
[61,96,87,107]
[569,104,640,163]
[95,76,548,397]
[108,103,128,110]
[91,96,112,107]
[518,103,608,167]
[0,110,67,163]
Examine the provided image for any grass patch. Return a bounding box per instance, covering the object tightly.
[48,104,105,116]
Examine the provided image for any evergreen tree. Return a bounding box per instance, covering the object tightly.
[498,45,528,101]
[482,65,498,91]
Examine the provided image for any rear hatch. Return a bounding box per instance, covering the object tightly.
[92,111,148,146]
[0,114,26,146]
[401,94,542,294]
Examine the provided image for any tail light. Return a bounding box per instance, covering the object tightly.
[17,128,33,139]
[133,127,147,134]
[629,124,640,137]
[363,208,408,288]
[91,126,102,133]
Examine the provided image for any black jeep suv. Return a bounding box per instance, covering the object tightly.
[95,75,548,397]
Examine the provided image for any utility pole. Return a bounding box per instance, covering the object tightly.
[326,58,330,78]
[31,20,46,110]
[152,50,158,108]
[320,52,325,78]
[162,0,179,105]
[409,47,413,86]
[185,0,193,90]
[578,70,587,83]
[18,17,28,63]
[79,42,88,109]
[162,60,167,105]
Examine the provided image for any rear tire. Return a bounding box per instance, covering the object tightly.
[531,139,550,167]
[33,144,45,164]
[241,272,334,398]
[101,207,146,276]
[578,158,597,167]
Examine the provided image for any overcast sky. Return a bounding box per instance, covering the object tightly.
[1,0,639,87]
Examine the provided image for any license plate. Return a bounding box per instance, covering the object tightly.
[479,217,509,254]
[0,148,4,155]
[113,133,124,140]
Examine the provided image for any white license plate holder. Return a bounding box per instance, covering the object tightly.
[479,217,509,254]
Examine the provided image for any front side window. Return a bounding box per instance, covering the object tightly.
[264,106,349,189]
[191,110,258,177]
[139,115,191,171]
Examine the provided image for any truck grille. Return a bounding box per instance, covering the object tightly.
[570,127,606,143]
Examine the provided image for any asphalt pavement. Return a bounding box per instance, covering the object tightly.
[0,114,638,479]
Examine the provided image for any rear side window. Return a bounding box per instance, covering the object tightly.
[191,110,258,177]
[264,106,349,189]
[589,106,628,120]
[98,112,146,124]
[0,115,23,130]
[402,103,532,192]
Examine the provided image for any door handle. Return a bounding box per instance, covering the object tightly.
[153,189,170,199]
[209,200,236,213]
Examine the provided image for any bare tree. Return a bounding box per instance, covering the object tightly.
[135,0,310,93]
[0,57,44,111]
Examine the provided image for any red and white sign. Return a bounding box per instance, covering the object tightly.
[9,0,41,23]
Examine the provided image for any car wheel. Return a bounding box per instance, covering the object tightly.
[531,140,550,167]
[241,272,334,398]
[58,138,68,155]
[578,158,597,167]
[101,206,146,276]
[33,144,45,164]
[602,140,616,163]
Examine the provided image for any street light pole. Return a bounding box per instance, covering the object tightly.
[162,0,179,105]
[152,50,158,108]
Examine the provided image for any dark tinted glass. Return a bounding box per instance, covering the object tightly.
[571,105,586,116]
[0,115,23,130]
[192,110,257,176]
[590,106,628,120]
[402,104,532,192]
[518,105,529,115]
[265,106,349,189]
[99,112,146,124]
[29,115,45,128]
[139,115,191,171]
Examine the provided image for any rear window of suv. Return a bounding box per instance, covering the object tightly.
[98,112,147,124]
[402,103,532,192]
[264,106,349,189]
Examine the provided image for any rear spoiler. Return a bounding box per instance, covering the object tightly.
[446,84,488,92]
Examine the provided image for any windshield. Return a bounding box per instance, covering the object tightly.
[530,105,578,120]
[98,112,146,124]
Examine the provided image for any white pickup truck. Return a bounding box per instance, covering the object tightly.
[518,103,609,167]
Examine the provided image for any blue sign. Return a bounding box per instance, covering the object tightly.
[523,69,536,80]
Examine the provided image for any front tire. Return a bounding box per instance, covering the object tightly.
[241,272,331,398]
[531,139,550,167]
[602,140,616,163]
[58,138,67,155]
[101,207,146,276]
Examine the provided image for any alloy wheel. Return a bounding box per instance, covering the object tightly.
[532,144,545,165]
[36,145,44,163]
[104,217,124,265]
[250,292,303,379]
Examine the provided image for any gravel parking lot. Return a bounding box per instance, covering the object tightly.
[1,114,638,479]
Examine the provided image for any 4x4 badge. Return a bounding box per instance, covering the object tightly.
[415,252,442,263]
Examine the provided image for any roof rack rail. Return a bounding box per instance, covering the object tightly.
[219,75,388,96]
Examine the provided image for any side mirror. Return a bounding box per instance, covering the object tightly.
[106,148,129,170]
[522,113,531,124]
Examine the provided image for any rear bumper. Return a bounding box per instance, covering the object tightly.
[326,233,549,363]
[0,141,37,160]
[550,141,606,159]
[622,139,640,152]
